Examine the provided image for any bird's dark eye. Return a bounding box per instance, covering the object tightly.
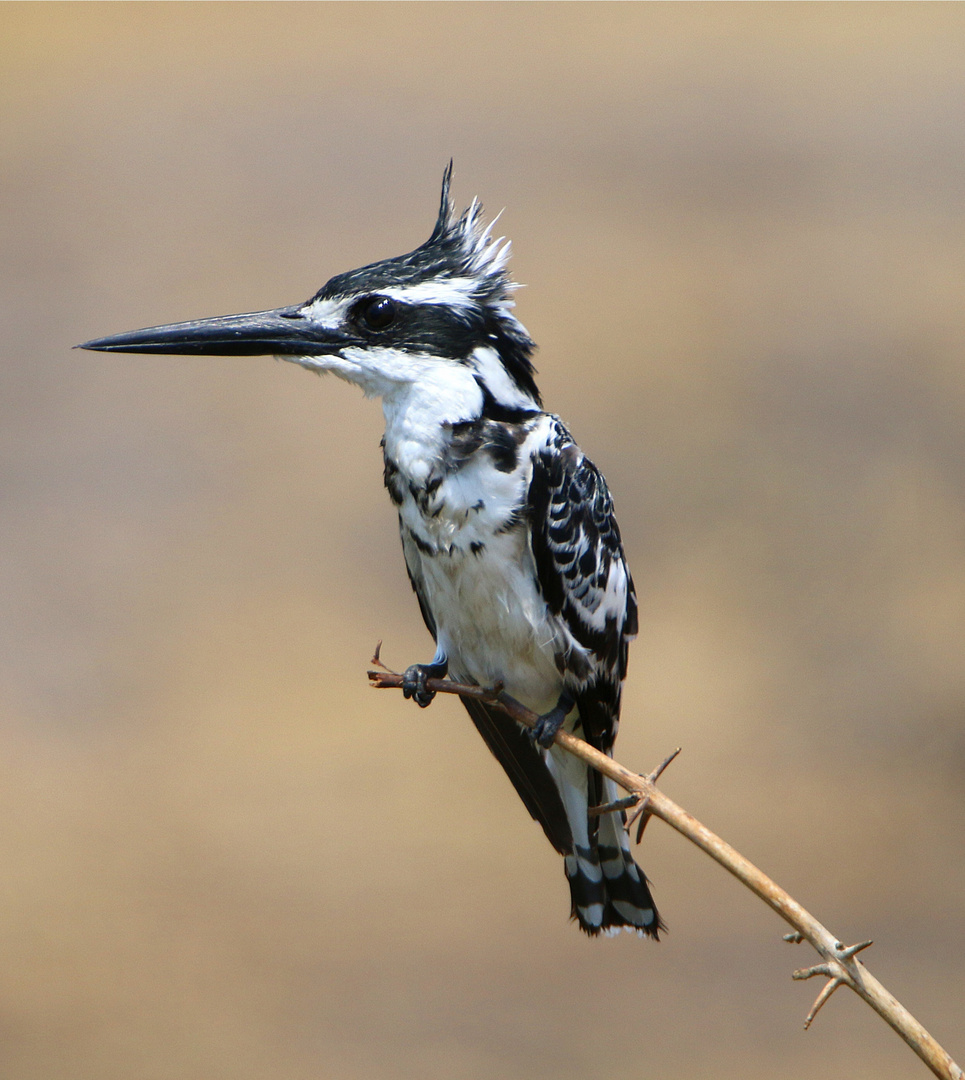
[359,295,397,331]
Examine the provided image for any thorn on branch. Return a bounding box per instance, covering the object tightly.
[648,747,682,785]
[588,794,640,818]
[370,641,397,674]
[627,796,652,843]
[802,976,846,1030]
[792,961,851,1029]
[626,747,682,842]
[837,939,874,961]
[785,939,873,1030]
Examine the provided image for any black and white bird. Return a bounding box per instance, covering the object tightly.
[80,166,662,937]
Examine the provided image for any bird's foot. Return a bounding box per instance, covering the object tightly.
[530,692,575,749]
[401,654,449,708]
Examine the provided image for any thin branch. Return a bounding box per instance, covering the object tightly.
[368,664,963,1080]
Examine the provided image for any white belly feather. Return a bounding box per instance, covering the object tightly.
[419,529,564,714]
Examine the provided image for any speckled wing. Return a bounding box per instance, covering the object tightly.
[526,418,638,753]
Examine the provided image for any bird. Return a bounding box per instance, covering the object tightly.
[79,164,662,938]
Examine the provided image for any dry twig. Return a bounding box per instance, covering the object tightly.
[368,656,963,1080]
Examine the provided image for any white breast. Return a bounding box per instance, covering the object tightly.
[417,527,565,714]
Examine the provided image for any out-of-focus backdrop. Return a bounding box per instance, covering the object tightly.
[1,5,963,1077]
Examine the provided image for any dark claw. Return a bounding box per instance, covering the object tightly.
[531,708,566,748]
[530,691,574,748]
[401,657,448,709]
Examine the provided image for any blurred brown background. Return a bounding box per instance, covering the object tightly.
[1,4,963,1077]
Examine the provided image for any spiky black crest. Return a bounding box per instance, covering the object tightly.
[313,164,541,405]
[315,164,507,301]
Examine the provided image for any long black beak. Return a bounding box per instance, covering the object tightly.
[77,304,358,357]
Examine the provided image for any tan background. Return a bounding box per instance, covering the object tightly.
[1,4,963,1077]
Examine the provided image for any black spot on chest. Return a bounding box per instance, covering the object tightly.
[487,424,519,473]
[447,415,534,475]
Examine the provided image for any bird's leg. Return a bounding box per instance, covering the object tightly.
[401,646,449,708]
[531,690,575,749]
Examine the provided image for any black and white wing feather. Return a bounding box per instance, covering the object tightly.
[525,419,660,936]
[527,418,638,753]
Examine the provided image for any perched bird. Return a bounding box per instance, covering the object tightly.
[79,165,661,937]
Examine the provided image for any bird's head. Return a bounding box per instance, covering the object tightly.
[79,165,541,417]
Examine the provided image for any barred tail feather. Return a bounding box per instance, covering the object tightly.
[594,776,662,936]
[549,750,661,937]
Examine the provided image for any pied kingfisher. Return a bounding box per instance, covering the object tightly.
[80,165,662,937]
